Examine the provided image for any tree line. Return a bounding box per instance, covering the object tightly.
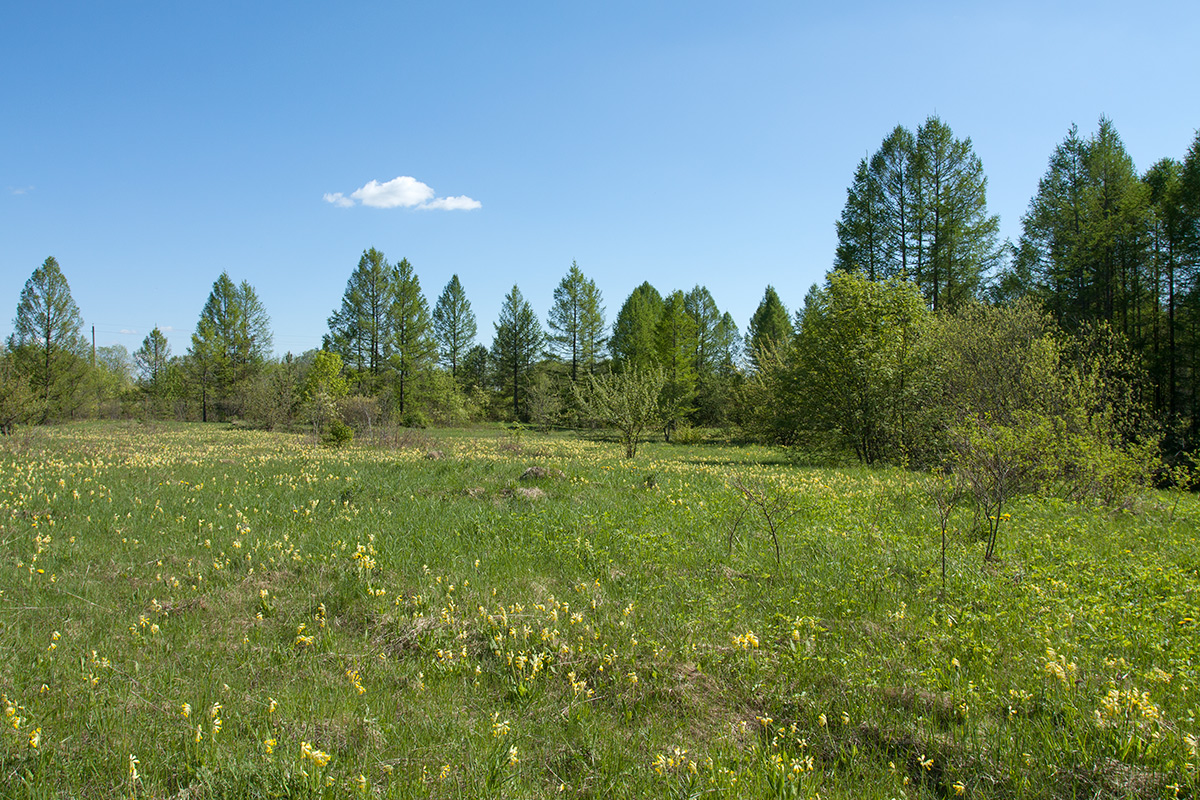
[3,115,1198,478]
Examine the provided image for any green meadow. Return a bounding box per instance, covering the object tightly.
[1,422,1198,799]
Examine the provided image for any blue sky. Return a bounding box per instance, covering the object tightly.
[4,1,1199,359]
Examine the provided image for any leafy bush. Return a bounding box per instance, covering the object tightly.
[400,409,430,429]
[322,418,354,447]
[339,394,381,431]
[671,423,705,445]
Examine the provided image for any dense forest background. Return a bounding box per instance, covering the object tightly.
[4,116,1199,481]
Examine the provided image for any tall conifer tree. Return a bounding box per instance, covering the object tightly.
[491,285,544,420]
[9,256,88,422]
[548,262,606,381]
[432,274,477,379]
[610,282,663,373]
[388,258,435,415]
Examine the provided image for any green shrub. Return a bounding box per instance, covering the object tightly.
[322,418,354,446]
[400,409,430,429]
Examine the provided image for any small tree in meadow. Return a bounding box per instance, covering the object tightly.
[302,351,348,437]
[576,368,665,458]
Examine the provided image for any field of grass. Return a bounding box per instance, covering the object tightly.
[1,421,1198,799]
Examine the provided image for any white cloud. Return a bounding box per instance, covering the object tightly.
[120,329,137,335]
[322,192,354,208]
[422,195,482,211]
[351,176,435,208]
[10,185,34,195]
[324,176,480,211]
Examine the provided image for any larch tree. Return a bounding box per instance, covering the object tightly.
[911,116,1000,311]
[746,285,791,370]
[1144,157,1186,418]
[655,289,698,438]
[491,284,544,420]
[388,258,436,416]
[8,256,89,422]
[610,282,663,373]
[834,157,888,279]
[431,274,477,379]
[326,247,393,389]
[834,118,999,311]
[133,327,171,393]
[547,261,606,381]
[189,272,272,420]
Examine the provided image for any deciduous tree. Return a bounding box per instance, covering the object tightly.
[134,327,171,395]
[388,258,435,415]
[547,261,606,381]
[746,285,791,370]
[610,282,663,373]
[491,285,544,420]
[8,256,89,422]
[432,274,477,379]
[189,272,272,420]
[326,248,393,389]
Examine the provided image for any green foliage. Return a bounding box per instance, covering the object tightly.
[609,282,663,373]
[188,272,272,421]
[388,257,436,416]
[322,417,354,446]
[0,343,37,434]
[431,274,477,379]
[490,284,544,421]
[302,350,348,401]
[745,285,791,370]
[243,360,301,430]
[133,327,171,398]
[525,368,563,432]
[547,261,606,382]
[931,302,1159,515]
[655,290,697,439]
[8,256,89,423]
[788,272,931,463]
[912,116,1001,310]
[325,247,393,387]
[300,350,349,436]
[835,118,1000,311]
[576,367,665,458]
[399,409,430,429]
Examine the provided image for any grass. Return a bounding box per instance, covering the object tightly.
[0,420,1198,798]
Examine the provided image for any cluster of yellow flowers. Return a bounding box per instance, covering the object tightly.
[652,746,695,776]
[294,623,315,648]
[732,630,760,651]
[3,694,36,749]
[1043,647,1078,685]
[300,740,332,768]
[1095,685,1161,728]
